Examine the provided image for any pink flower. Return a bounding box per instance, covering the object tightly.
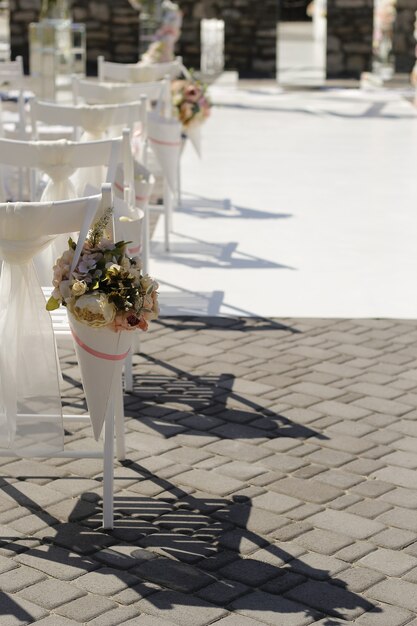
[184,85,201,103]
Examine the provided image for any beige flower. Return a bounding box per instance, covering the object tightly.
[69,293,116,327]
[71,280,87,297]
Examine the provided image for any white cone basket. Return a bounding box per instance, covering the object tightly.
[147,111,182,193]
[185,124,202,158]
[69,315,133,441]
[114,162,155,211]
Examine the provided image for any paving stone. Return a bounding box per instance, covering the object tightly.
[351,480,394,498]
[294,529,353,555]
[262,572,307,595]
[367,579,417,612]
[353,602,414,626]
[370,527,416,550]
[35,522,115,554]
[111,581,161,605]
[307,509,385,540]
[307,449,355,468]
[220,557,280,586]
[346,499,392,519]
[332,566,384,593]
[268,477,343,505]
[0,564,46,593]
[87,605,142,626]
[16,544,98,580]
[93,546,157,570]
[119,615,176,626]
[286,579,374,620]
[289,552,349,580]
[218,528,268,555]
[381,487,417,509]
[75,567,139,595]
[18,577,86,609]
[213,615,267,626]
[0,592,48,625]
[135,557,214,592]
[196,577,250,605]
[272,521,313,542]
[206,440,272,463]
[261,454,307,473]
[372,466,417,490]
[359,548,417,576]
[137,590,228,626]
[32,617,81,626]
[214,503,288,535]
[328,494,363,510]
[252,491,301,515]
[231,590,318,625]
[56,593,118,621]
[378,507,417,532]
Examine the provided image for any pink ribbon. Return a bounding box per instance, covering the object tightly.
[114,181,149,204]
[149,136,182,147]
[128,245,141,255]
[71,329,130,361]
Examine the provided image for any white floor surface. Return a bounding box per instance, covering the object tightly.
[152,85,417,319]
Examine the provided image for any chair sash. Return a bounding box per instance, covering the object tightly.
[0,195,101,455]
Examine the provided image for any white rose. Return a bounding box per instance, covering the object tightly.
[71,280,87,297]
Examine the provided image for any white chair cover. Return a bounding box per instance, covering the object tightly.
[0,194,101,455]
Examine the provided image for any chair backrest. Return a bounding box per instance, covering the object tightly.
[73,75,167,106]
[0,56,27,140]
[97,55,183,83]
[0,56,24,85]
[0,132,132,206]
[30,98,147,142]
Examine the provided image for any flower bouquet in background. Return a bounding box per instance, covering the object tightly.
[373,0,397,80]
[46,208,159,439]
[141,0,182,64]
[171,77,211,156]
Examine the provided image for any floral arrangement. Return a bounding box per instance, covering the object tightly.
[171,78,211,130]
[141,0,182,64]
[46,209,159,332]
[373,0,397,63]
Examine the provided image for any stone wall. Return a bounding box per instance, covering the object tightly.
[393,0,417,73]
[10,0,277,78]
[326,0,374,79]
[10,0,139,74]
[176,0,277,77]
[11,0,416,80]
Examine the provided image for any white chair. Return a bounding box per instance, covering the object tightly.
[29,98,151,273]
[0,134,135,395]
[0,56,28,141]
[97,55,184,83]
[72,76,180,252]
[0,185,128,528]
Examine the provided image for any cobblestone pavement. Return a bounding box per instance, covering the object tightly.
[1,316,417,625]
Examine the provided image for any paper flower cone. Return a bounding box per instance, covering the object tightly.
[113,196,145,258]
[185,124,202,158]
[114,162,155,211]
[68,314,133,441]
[147,111,182,193]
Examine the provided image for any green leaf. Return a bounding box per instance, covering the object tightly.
[46,296,60,311]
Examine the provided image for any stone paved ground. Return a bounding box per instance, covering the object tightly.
[1,316,417,625]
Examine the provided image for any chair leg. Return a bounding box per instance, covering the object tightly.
[102,392,115,530]
[124,352,133,394]
[115,375,126,462]
[163,180,171,251]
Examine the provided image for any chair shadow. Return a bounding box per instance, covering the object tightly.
[152,232,294,270]
[0,473,380,624]
[122,354,326,442]
[178,193,292,221]
[155,280,301,322]
[0,325,377,623]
